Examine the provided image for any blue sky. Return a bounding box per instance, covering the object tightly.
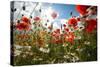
[51,3,80,19]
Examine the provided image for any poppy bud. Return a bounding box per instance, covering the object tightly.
[14,8,17,11]
[33,16,41,22]
[22,6,26,10]
[17,20,20,23]
[63,24,66,27]
[30,16,32,18]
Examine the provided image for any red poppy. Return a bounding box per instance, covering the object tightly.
[65,32,75,43]
[21,16,30,23]
[76,5,90,15]
[85,19,97,33]
[68,18,78,26]
[16,22,30,30]
[51,32,62,44]
[51,11,57,19]
[63,24,66,27]
[33,16,41,22]
[51,29,61,39]
[64,28,69,32]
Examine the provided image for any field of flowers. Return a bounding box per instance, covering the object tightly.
[11,2,97,66]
